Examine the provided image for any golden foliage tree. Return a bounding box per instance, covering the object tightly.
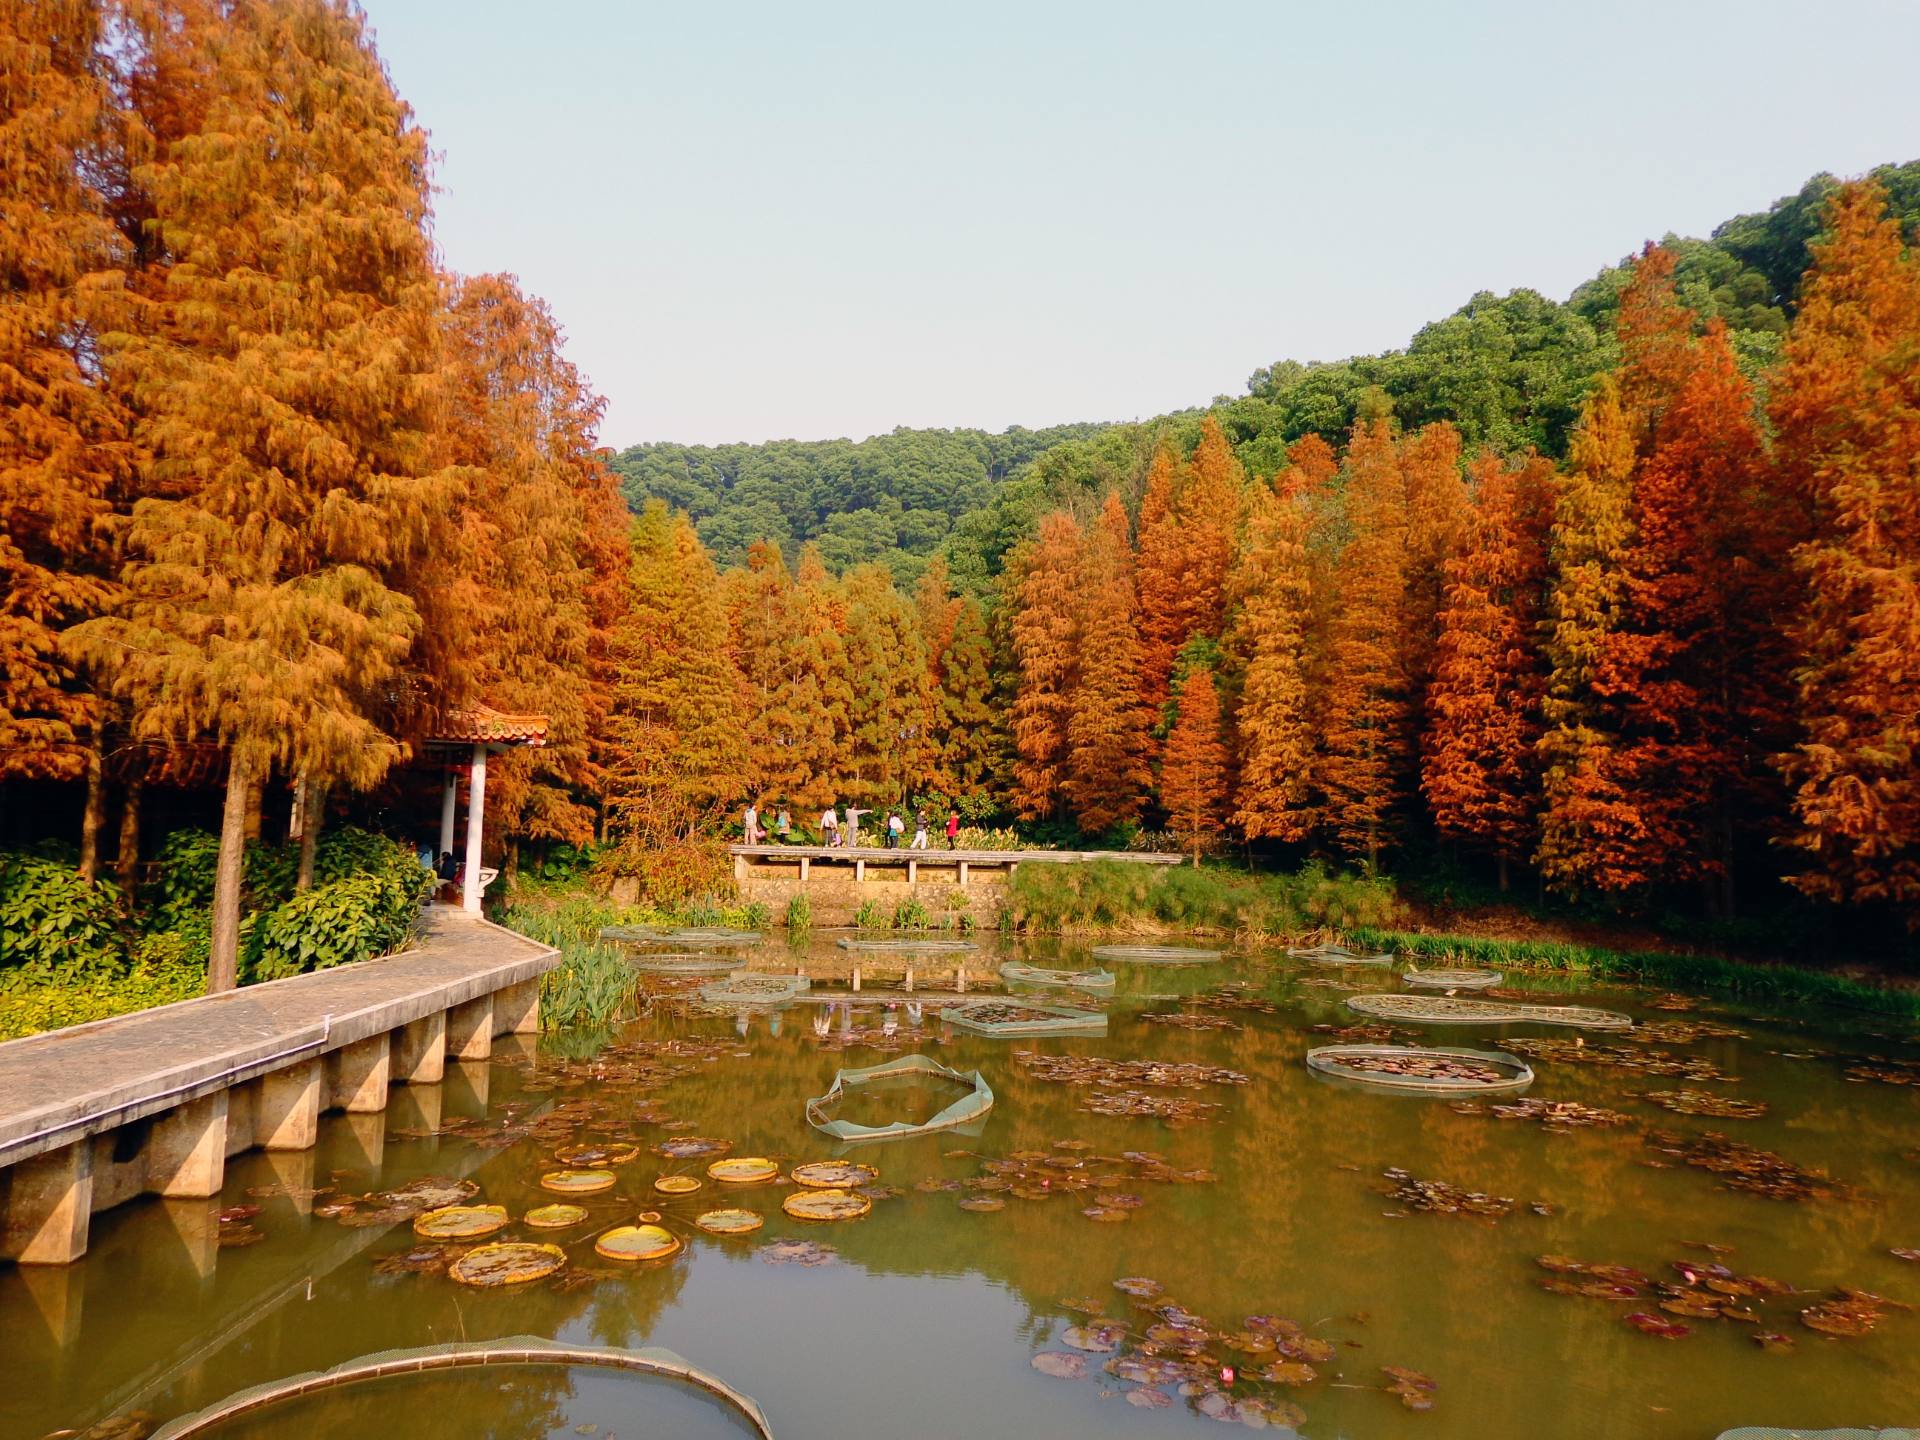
[1160,666,1228,863]
[1227,484,1316,841]
[1134,444,1184,716]
[1421,450,1556,885]
[67,0,452,989]
[605,502,746,868]
[938,594,998,796]
[842,564,937,805]
[1065,491,1151,832]
[1535,378,1638,894]
[0,0,134,796]
[1772,180,1920,910]
[1010,510,1083,820]
[1318,418,1410,868]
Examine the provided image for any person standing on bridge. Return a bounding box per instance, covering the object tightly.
[819,805,839,847]
[775,807,791,842]
[743,801,761,845]
[844,805,869,847]
[946,810,961,849]
[911,812,929,849]
[887,811,904,848]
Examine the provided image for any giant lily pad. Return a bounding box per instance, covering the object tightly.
[595,1224,681,1261]
[448,1242,565,1287]
[412,1204,509,1240]
[782,1188,872,1222]
[539,1169,616,1195]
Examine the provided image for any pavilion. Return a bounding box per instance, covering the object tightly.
[426,704,548,914]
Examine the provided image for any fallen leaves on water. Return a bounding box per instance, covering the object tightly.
[1643,1128,1854,1202]
[1800,1289,1910,1337]
[1891,1248,1920,1263]
[1636,1089,1768,1120]
[1080,1091,1225,1124]
[1842,1055,1920,1087]
[1063,1322,1128,1353]
[1141,1011,1244,1032]
[1115,1276,1164,1299]
[1328,1051,1514,1084]
[1624,1312,1691,1339]
[1454,1097,1634,1130]
[958,1196,1005,1213]
[1012,1051,1251,1090]
[652,1136,732,1160]
[1628,1019,1746,1045]
[1501,1038,1735,1082]
[1378,1168,1527,1220]
[759,1239,839,1266]
[1125,1386,1172,1409]
[1031,1352,1088,1380]
[1753,1331,1795,1353]
[1382,1365,1438,1411]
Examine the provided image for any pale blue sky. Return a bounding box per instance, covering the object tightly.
[364,1,1920,449]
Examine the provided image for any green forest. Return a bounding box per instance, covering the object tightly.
[609,161,1920,595]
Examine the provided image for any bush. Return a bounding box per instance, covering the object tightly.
[0,852,130,979]
[892,896,931,930]
[0,949,204,1041]
[785,894,813,931]
[248,862,431,983]
[852,899,888,930]
[1008,859,1402,937]
[539,942,644,1029]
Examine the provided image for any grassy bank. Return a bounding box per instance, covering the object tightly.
[1008,859,1401,937]
[500,891,769,1030]
[1353,927,1920,1020]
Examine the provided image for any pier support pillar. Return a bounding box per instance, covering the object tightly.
[392,1011,446,1085]
[2,1140,94,1265]
[147,1092,228,1198]
[494,979,540,1035]
[855,858,865,882]
[257,1059,322,1151]
[907,859,918,884]
[958,862,969,886]
[799,856,810,881]
[446,995,494,1060]
[734,852,747,881]
[326,1034,391,1114]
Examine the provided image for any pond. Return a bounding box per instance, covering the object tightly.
[5,933,1919,1440]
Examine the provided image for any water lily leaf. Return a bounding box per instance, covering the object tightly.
[1063,1323,1126,1353]
[1031,1351,1087,1380]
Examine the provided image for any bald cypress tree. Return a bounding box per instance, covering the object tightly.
[0,0,133,793]
[69,0,452,989]
[1065,492,1151,832]
[1010,510,1083,820]
[1228,484,1316,842]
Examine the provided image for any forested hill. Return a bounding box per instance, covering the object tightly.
[606,422,1111,576]
[610,161,1919,590]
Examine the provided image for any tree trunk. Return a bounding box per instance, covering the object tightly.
[116,780,143,898]
[1496,852,1510,894]
[295,778,326,892]
[242,775,264,841]
[208,751,252,993]
[78,746,108,882]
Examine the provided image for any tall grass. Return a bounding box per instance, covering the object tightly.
[1351,927,1920,1019]
[1009,860,1402,937]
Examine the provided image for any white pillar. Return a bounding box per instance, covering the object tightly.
[439,769,457,859]
[462,743,487,914]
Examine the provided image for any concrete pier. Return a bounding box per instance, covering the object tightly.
[0,910,555,1265]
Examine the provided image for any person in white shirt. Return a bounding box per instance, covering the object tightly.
[743,802,760,844]
[910,812,929,849]
[819,806,838,846]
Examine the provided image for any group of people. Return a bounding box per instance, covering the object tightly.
[741,802,963,850]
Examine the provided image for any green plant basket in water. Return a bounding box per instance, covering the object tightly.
[1345,992,1634,1031]
[805,1053,995,1143]
[698,973,810,1006]
[997,962,1116,991]
[940,998,1108,1036]
[1090,944,1221,965]
[1305,1043,1534,1096]
[836,936,978,953]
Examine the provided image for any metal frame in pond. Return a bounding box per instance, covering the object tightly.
[146,1338,773,1440]
[1089,944,1221,964]
[1345,993,1634,1030]
[804,1053,995,1143]
[940,999,1108,1036]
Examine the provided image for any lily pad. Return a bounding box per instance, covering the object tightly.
[791,1161,880,1189]
[523,1204,588,1229]
[539,1169,616,1195]
[695,1208,764,1235]
[707,1156,779,1184]
[595,1224,681,1261]
[448,1241,565,1287]
[783,1188,872,1222]
[412,1204,509,1240]
[1031,1352,1087,1379]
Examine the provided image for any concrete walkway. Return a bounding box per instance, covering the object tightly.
[0,909,554,1172]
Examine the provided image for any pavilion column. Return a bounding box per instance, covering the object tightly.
[462,743,487,914]
[439,769,458,861]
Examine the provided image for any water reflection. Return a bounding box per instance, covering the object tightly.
[5,933,1919,1440]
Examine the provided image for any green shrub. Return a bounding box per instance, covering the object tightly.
[1008,859,1400,936]
[893,896,931,930]
[248,859,431,983]
[539,942,644,1029]
[852,899,888,930]
[0,852,130,979]
[785,894,813,931]
[0,950,205,1041]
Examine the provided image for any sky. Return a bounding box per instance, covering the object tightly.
[363,0,1920,450]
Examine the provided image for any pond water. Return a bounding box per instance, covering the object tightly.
[6,934,1919,1440]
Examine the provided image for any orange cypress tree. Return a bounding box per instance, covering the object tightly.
[729,540,822,810]
[1283,433,1338,497]
[1160,666,1228,863]
[605,502,747,854]
[1010,510,1083,820]
[938,594,998,797]
[1065,492,1151,832]
[1615,244,1695,445]
[1398,422,1468,704]
[1175,415,1242,641]
[67,0,451,989]
[1318,418,1410,868]
[1134,443,1184,715]
[1421,450,1556,886]
[1535,379,1638,894]
[1227,484,1316,841]
[0,0,132,788]
[1771,180,1920,910]
[795,543,857,809]
[842,564,938,804]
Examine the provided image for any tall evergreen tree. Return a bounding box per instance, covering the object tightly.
[1772,181,1920,910]
[1318,418,1410,868]
[1422,450,1556,887]
[68,0,453,989]
[1134,444,1184,717]
[1010,510,1083,820]
[0,0,132,791]
[1160,666,1228,863]
[1064,492,1150,832]
[1228,484,1317,842]
[1175,415,1242,643]
[938,594,997,797]
[1535,379,1638,895]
